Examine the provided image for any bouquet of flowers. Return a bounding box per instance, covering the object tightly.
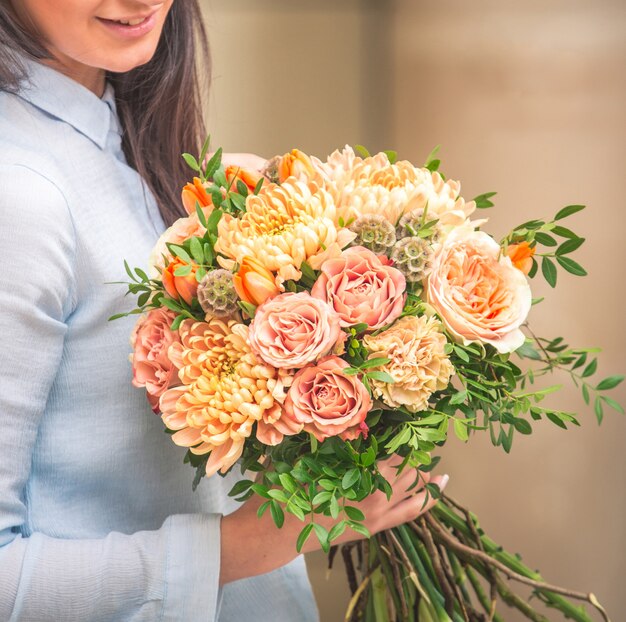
[114,141,622,621]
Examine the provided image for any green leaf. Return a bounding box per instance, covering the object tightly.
[347,522,370,538]
[449,390,468,405]
[199,135,211,165]
[195,201,208,227]
[328,521,347,542]
[367,371,395,383]
[582,358,598,378]
[204,148,223,180]
[342,469,361,490]
[313,523,330,552]
[173,264,192,277]
[189,237,205,264]
[596,375,624,391]
[453,345,470,363]
[318,479,336,491]
[354,145,371,158]
[473,191,497,209]
[182,152,200,171]
[344,506,365,522]
[423,144,441,171]
[541,257,557,287]
[312,490,332,505]
[556,237,585,256]
[278,473,298,494]
[168,244,191,263]
[556,256,587,276]
[554,204,585,220]
[513,418,532,434]
[551,225,578,239]
[296,524,314,552]
[228,479,254,497]
[195,266,207,283]
[547,412,567,429]
[601,395,625,414]
[453,418,469,442]
[253,177,264,195]
[170,314,184,331]
[236,179,249,196]
[360,357,391,370]
[594,395,604,424]
[270,500,285,528]
[534,232,557,247]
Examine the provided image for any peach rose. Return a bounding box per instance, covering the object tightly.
[249,292,344,368]
[311,246,406,330]
[233,256,281,306]
[162,258,199,306]
[507,241,536,275]
[283,356,371,441]
[131,308,181,412]
[426,230,532,353]
[181,177,212,215]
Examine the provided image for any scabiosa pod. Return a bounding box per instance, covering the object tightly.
[348,214,397,254]
[197,269,239,317]
[390,236,435,283]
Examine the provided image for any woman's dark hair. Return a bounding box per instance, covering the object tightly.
[0,1,210,226]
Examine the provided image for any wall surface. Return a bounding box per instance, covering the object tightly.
[204,1,626,619]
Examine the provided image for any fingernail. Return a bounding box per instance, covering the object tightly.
[439,474,449,490]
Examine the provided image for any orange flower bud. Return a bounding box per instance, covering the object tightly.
[233,256,280,306]
[162,258,199,306]
[181,177,212,215]
[225,165,263,193]
[278,149,316,183]
[507,241,536,275]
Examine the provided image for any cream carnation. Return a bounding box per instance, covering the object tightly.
[363,315,453,412]
[426,229,532,354]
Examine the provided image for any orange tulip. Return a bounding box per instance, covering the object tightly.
[278,149,316,183]
[181,177,212,215]
[507,241,536,275]
[225,165,263,193]
[233,257,280,306]
[162,258,199,306]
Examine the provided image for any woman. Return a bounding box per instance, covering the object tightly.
[0,1,448,620]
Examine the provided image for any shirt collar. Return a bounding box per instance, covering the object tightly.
[16,56,120,150]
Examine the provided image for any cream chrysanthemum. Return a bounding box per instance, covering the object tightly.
[314,146,477,234]
[363,315,453,413]
[215,180,354,283]
[159,318,290,476]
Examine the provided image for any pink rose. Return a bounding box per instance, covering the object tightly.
[249,292,344,368]
[311,246,406,330]
[426,229,532,354]
[131,308,181,411]
[283,356,371,441]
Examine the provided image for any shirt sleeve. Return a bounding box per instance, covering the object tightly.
[0,164,223,622]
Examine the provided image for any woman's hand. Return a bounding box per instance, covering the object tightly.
[219,458,449,585]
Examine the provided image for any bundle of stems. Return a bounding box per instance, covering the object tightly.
[336,493,611,622]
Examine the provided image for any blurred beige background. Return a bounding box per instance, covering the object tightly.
[203,1,626,619]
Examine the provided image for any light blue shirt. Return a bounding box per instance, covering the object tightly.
[0,56,318,622]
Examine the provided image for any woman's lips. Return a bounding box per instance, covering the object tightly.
[96,12,158,39]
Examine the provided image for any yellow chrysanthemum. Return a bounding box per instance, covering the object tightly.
[363,315,454,413]
[159,318,286,476]
[315,146,477,233]
[215,180,354,282]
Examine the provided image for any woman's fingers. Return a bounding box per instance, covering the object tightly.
[386,473,449,526]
